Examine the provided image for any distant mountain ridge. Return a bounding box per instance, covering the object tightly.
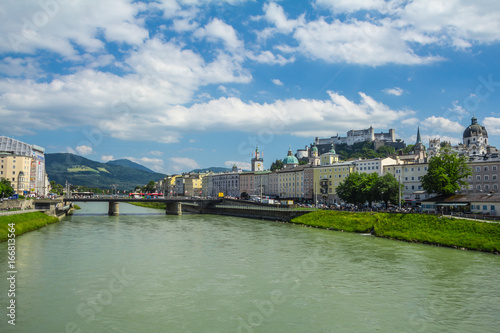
[46,153,166,190]
[106,159,155,173]
[189,167,232,174]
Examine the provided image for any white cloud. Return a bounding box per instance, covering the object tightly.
[484,117,500,135]
[272,79,283,86]
[421,116,465,133]
[401,117,419,126]
[314,0,388,13]
[224,161,251,170]
[169,157,200,173]
[194,18,244,53]
[125,156,165,172]
[76,145,93,155]
[0,0,148,56]
[383,87,404,96]
[101,155,114,162]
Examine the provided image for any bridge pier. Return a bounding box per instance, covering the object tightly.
[108,202,119,216]
[166,202,182,215]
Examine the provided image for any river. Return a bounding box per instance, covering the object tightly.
[1,202,499,332]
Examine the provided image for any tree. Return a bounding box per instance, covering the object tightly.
[49,181,64,195]
[144,180,156,193]
[421,147,472,197]
[372,173,401,207]
[361,172,379,207]
[336,172,365,207]
[270,159,284,171]
[376,145,395,157]
[0,178,14,198]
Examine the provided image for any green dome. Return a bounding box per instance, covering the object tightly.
[312,145,318,152]
[283,147,298,164]
[283,155,299,164]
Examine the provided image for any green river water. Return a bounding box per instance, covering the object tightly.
[1,202,499,332]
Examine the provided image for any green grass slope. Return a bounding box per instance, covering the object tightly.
[292,210,500,253]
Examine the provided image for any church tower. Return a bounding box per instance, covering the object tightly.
[309,144,320,166]
[251,146,264,171]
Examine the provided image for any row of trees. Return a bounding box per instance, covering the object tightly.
[336,172,401,208]
[336,148,472,207]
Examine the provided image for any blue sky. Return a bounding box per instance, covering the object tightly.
[1,0,500,174]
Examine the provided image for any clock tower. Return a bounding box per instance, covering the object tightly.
[251,146,264,171]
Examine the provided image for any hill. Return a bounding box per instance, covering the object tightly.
[106,159,155,173]
[189,167,232,173]
[46,153,166,190]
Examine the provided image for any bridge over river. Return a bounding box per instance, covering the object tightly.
[33,197,314,221]
[61,197,222,216]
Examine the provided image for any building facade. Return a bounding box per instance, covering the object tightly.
[0,136,48,196]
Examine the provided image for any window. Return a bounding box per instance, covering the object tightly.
[476,175,481,181]
[484,175,489,181]
[477,185,482,190]
[411,185,415,190]
[476,166,480,172]
[485,166,489,171]
[492,206,495,211]
[483,205,487,211]
[493,175,497,180]
[493,166,498,171]
[405,177,408,181]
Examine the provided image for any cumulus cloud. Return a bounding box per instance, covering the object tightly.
[483,117,500,135]
[272,79,283,86]
[0,77,414,142]
[421,116,465,133]
[101,155,114,162]
[194,18,244,53]
[169,157,200,173]
[0,0,148,56]
[76,145,93,155]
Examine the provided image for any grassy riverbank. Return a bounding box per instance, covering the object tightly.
[292,211,500,253]
[128,202,166,210]
[0,212,59,242]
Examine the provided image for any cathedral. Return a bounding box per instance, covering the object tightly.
[427,116,498,157]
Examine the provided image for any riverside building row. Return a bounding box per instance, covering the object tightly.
[0,136,49,196]
[157,118,500,206]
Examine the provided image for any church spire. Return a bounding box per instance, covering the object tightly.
[416,127,422,144]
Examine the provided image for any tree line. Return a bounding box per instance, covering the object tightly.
[335,148,472,207]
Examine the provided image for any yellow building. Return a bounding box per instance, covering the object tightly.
[184,174,204,197]
[313,162,355,204]
[0,153,33,195]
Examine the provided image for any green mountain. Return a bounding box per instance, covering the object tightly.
[46,153,166,190]
[106,159,155,173]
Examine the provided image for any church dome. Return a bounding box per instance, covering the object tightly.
[312,145,318,152]
[283,155,299,164]
[463,116,488,139]
[283,147,299,165]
